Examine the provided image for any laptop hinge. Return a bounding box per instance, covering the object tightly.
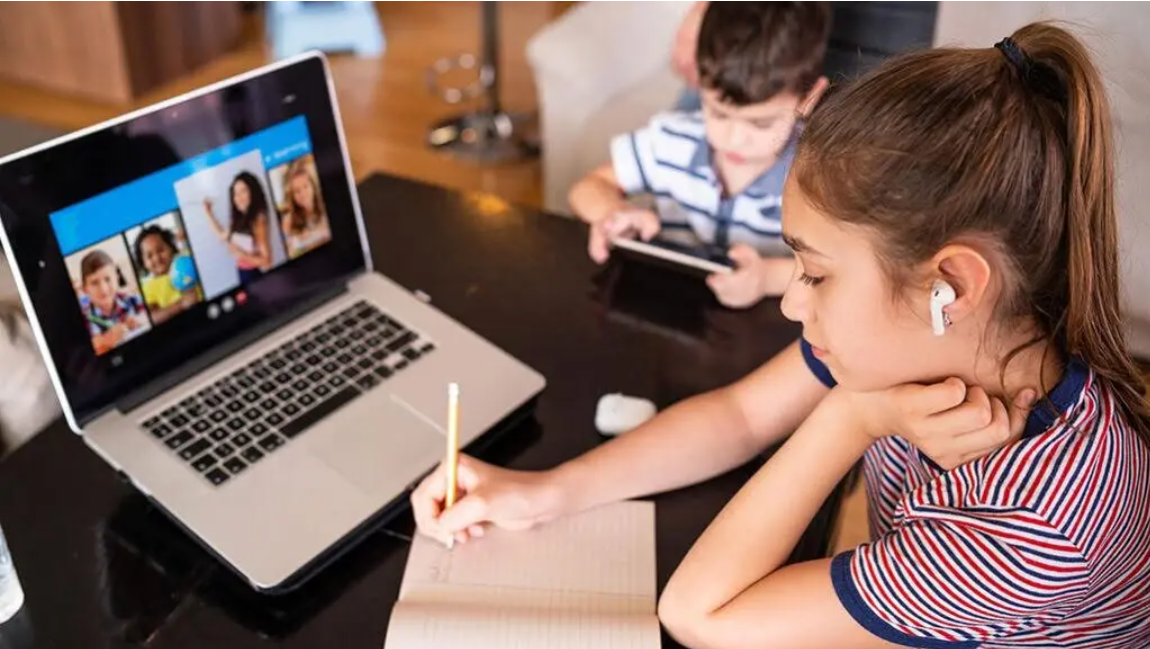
[113,282,351,415]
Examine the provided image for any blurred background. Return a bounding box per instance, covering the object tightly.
[0,1,947,211]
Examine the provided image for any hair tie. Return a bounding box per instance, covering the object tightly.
[995,37,1029,76]
[994,36,1067,103]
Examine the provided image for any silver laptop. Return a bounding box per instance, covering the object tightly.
[0,53,545,591]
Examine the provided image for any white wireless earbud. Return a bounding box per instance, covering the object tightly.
[930,279,956,336]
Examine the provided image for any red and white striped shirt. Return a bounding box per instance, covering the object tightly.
[803,344,1150,647]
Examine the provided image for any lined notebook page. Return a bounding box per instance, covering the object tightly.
[383,500,658,649]
[400,500,656,609]
[384,600,660,649]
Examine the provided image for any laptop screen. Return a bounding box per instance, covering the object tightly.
[0,55,368,425]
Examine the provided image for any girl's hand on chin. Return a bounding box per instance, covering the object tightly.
[839,379,1038,470]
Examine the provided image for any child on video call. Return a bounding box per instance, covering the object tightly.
[134,224,201,325]
[203,171,274,283]
[78,250,146,354]
[571,2,831,308]
[280,157,331,259]
[414,22,1150,647]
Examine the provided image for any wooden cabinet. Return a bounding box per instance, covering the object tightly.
[0,1,242,104]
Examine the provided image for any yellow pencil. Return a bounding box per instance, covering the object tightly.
[445,382,461,526]
[445,382,461,506]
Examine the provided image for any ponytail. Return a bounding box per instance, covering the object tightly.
[1014,23,1150,444]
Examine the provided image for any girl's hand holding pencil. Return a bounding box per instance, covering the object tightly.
[411,382,561,549]
[411,454,561,548]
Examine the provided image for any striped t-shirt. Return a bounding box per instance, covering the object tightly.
[609,111,796,257]
[802,340,1150,647]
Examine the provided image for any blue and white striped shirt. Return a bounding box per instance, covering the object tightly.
[610,111,797,256]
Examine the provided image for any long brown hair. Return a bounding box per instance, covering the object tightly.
[229,172,269,236]
[793,22,1150,444]
[285,158,326,234]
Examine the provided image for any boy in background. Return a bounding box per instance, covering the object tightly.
[571,2,831,308]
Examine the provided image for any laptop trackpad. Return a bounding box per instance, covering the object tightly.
[311,402,442,497]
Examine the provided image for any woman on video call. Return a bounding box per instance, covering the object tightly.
[280,158,331,259]
[203,171,273,283]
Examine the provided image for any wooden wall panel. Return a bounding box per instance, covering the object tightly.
[0,1,240,104]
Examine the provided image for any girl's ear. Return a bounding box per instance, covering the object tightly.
[931,244,992,327]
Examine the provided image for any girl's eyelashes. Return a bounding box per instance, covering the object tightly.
[798,272,825,286]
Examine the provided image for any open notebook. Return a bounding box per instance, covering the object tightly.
[382,500,659,649]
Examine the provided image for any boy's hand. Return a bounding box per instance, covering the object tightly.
[109,323,127,343]
[707,246,795,307]
[841,380,1038,470]
[587,209,661,264]
[706,244,764,308]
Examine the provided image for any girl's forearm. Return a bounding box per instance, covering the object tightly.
[204,207,226,240]
[660,390,872,617]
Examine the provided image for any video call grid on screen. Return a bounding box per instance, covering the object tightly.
[49,116,332,355]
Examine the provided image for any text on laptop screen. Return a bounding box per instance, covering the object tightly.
[50,117,333,357]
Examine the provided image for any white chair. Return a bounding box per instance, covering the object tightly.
[526,1,694,216]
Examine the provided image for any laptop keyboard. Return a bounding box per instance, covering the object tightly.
[139,300,436,487]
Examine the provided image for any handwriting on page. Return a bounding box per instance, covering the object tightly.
[385,501,658,649]
[401,500,656,601]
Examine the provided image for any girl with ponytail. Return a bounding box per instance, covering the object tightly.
[654,22,1150,647]
[408,19,1148,647]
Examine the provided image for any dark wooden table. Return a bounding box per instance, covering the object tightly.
[0,174,843,648]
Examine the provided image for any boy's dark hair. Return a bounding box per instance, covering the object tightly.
[696,2,832,106]
[133,225,178,270]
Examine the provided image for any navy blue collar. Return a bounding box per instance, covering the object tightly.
[914,356,1088,474]
[1022,356,1089,439]
[687,137,715,177]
